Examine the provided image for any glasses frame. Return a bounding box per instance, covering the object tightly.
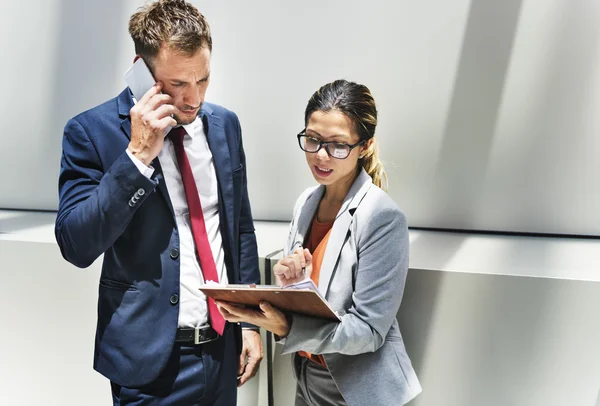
[296,131,366,160]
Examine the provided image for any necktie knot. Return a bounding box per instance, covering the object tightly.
[168,126,187,146]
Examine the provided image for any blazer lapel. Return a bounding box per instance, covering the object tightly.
[289,186,324,254]
[201,107,234,241]
[118,88,133,141]
[151,159,175,220]
[118,88,176,220]
[318,169,373,298]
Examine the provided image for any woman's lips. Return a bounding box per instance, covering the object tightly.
[314,165,333,177]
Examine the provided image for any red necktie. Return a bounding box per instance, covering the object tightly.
[168,126,226,335]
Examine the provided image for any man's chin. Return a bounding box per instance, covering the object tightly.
[174,109,200,125]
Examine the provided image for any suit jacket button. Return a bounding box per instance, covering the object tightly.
[169,248,179,259]
[169,294,179,305]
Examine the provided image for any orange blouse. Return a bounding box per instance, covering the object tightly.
[297,216,334,367]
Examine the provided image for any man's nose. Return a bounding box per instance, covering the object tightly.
[183,86,203,107]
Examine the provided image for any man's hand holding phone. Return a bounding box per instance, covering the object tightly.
[127,82,178,166]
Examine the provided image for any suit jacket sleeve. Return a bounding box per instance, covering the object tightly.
[231,114,260,330]
[281,205,409,356]
[55,117,157,268]
[234,114,259,286]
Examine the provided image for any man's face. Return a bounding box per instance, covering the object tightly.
[151,45,211,125]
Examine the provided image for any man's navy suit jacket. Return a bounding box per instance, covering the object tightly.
[55,88,260,387]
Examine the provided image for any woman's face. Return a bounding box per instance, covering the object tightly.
[304,110,366,188]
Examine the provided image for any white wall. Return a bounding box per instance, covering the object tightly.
[2,215,599,406]
[0,233,274,406]
[1,0,599,236]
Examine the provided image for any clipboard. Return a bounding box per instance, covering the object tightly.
[199,284,341,321]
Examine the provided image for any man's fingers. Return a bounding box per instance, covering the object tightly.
[240,357,259,385]
[152,104,178,121]
[143,116,174,134]
[238,352,247,375]
[238,330,263,387]
[237,347,247,386]
[144,92,173,112]
[238,353,254,386]
[137,81,161,105]
[156,115,177,131]
[237,369,251,387]
[237,350,261,387]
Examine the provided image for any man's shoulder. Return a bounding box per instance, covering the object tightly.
[202,102,238,121]
[70,89,129,126]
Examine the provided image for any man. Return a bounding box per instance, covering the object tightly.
[55,1,263,404]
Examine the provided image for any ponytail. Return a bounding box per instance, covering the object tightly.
[360,138,387,191]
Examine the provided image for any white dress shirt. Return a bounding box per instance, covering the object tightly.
[126,116,227,328]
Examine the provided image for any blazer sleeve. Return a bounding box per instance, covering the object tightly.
[228,113,260,331]
[233,113,260,287]
[55,117,157,268]
[280,204,409,356]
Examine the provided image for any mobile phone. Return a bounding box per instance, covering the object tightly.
[124,58,173,134]
[124,58,157,101]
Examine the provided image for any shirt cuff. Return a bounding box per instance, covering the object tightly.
[126,149,155,179]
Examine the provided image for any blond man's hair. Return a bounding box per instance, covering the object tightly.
[128,0,212,68]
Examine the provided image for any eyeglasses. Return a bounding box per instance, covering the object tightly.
[297,131,365,159]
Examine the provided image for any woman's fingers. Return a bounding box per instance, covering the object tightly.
[273,248,313,285]
[276,258,297,279]
[303,248,312,264]
[274,261,294,279]
[216,301,249,322]
[293,248,306,272]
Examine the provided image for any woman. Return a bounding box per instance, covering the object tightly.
[217,79,421,405]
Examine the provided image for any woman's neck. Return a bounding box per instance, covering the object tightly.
[323,167,359,203]
[318,168,360,221]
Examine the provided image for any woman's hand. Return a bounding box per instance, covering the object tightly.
[216,301,291,338]
[273,248,313,286]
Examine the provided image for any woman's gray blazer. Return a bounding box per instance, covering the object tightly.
[279,168,422,406]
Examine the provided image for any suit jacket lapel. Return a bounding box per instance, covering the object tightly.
[318,169,372,298]
[150,159,175,220]
[118,88,175,220]
[118,88,133,141]
[201,107,234,242]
